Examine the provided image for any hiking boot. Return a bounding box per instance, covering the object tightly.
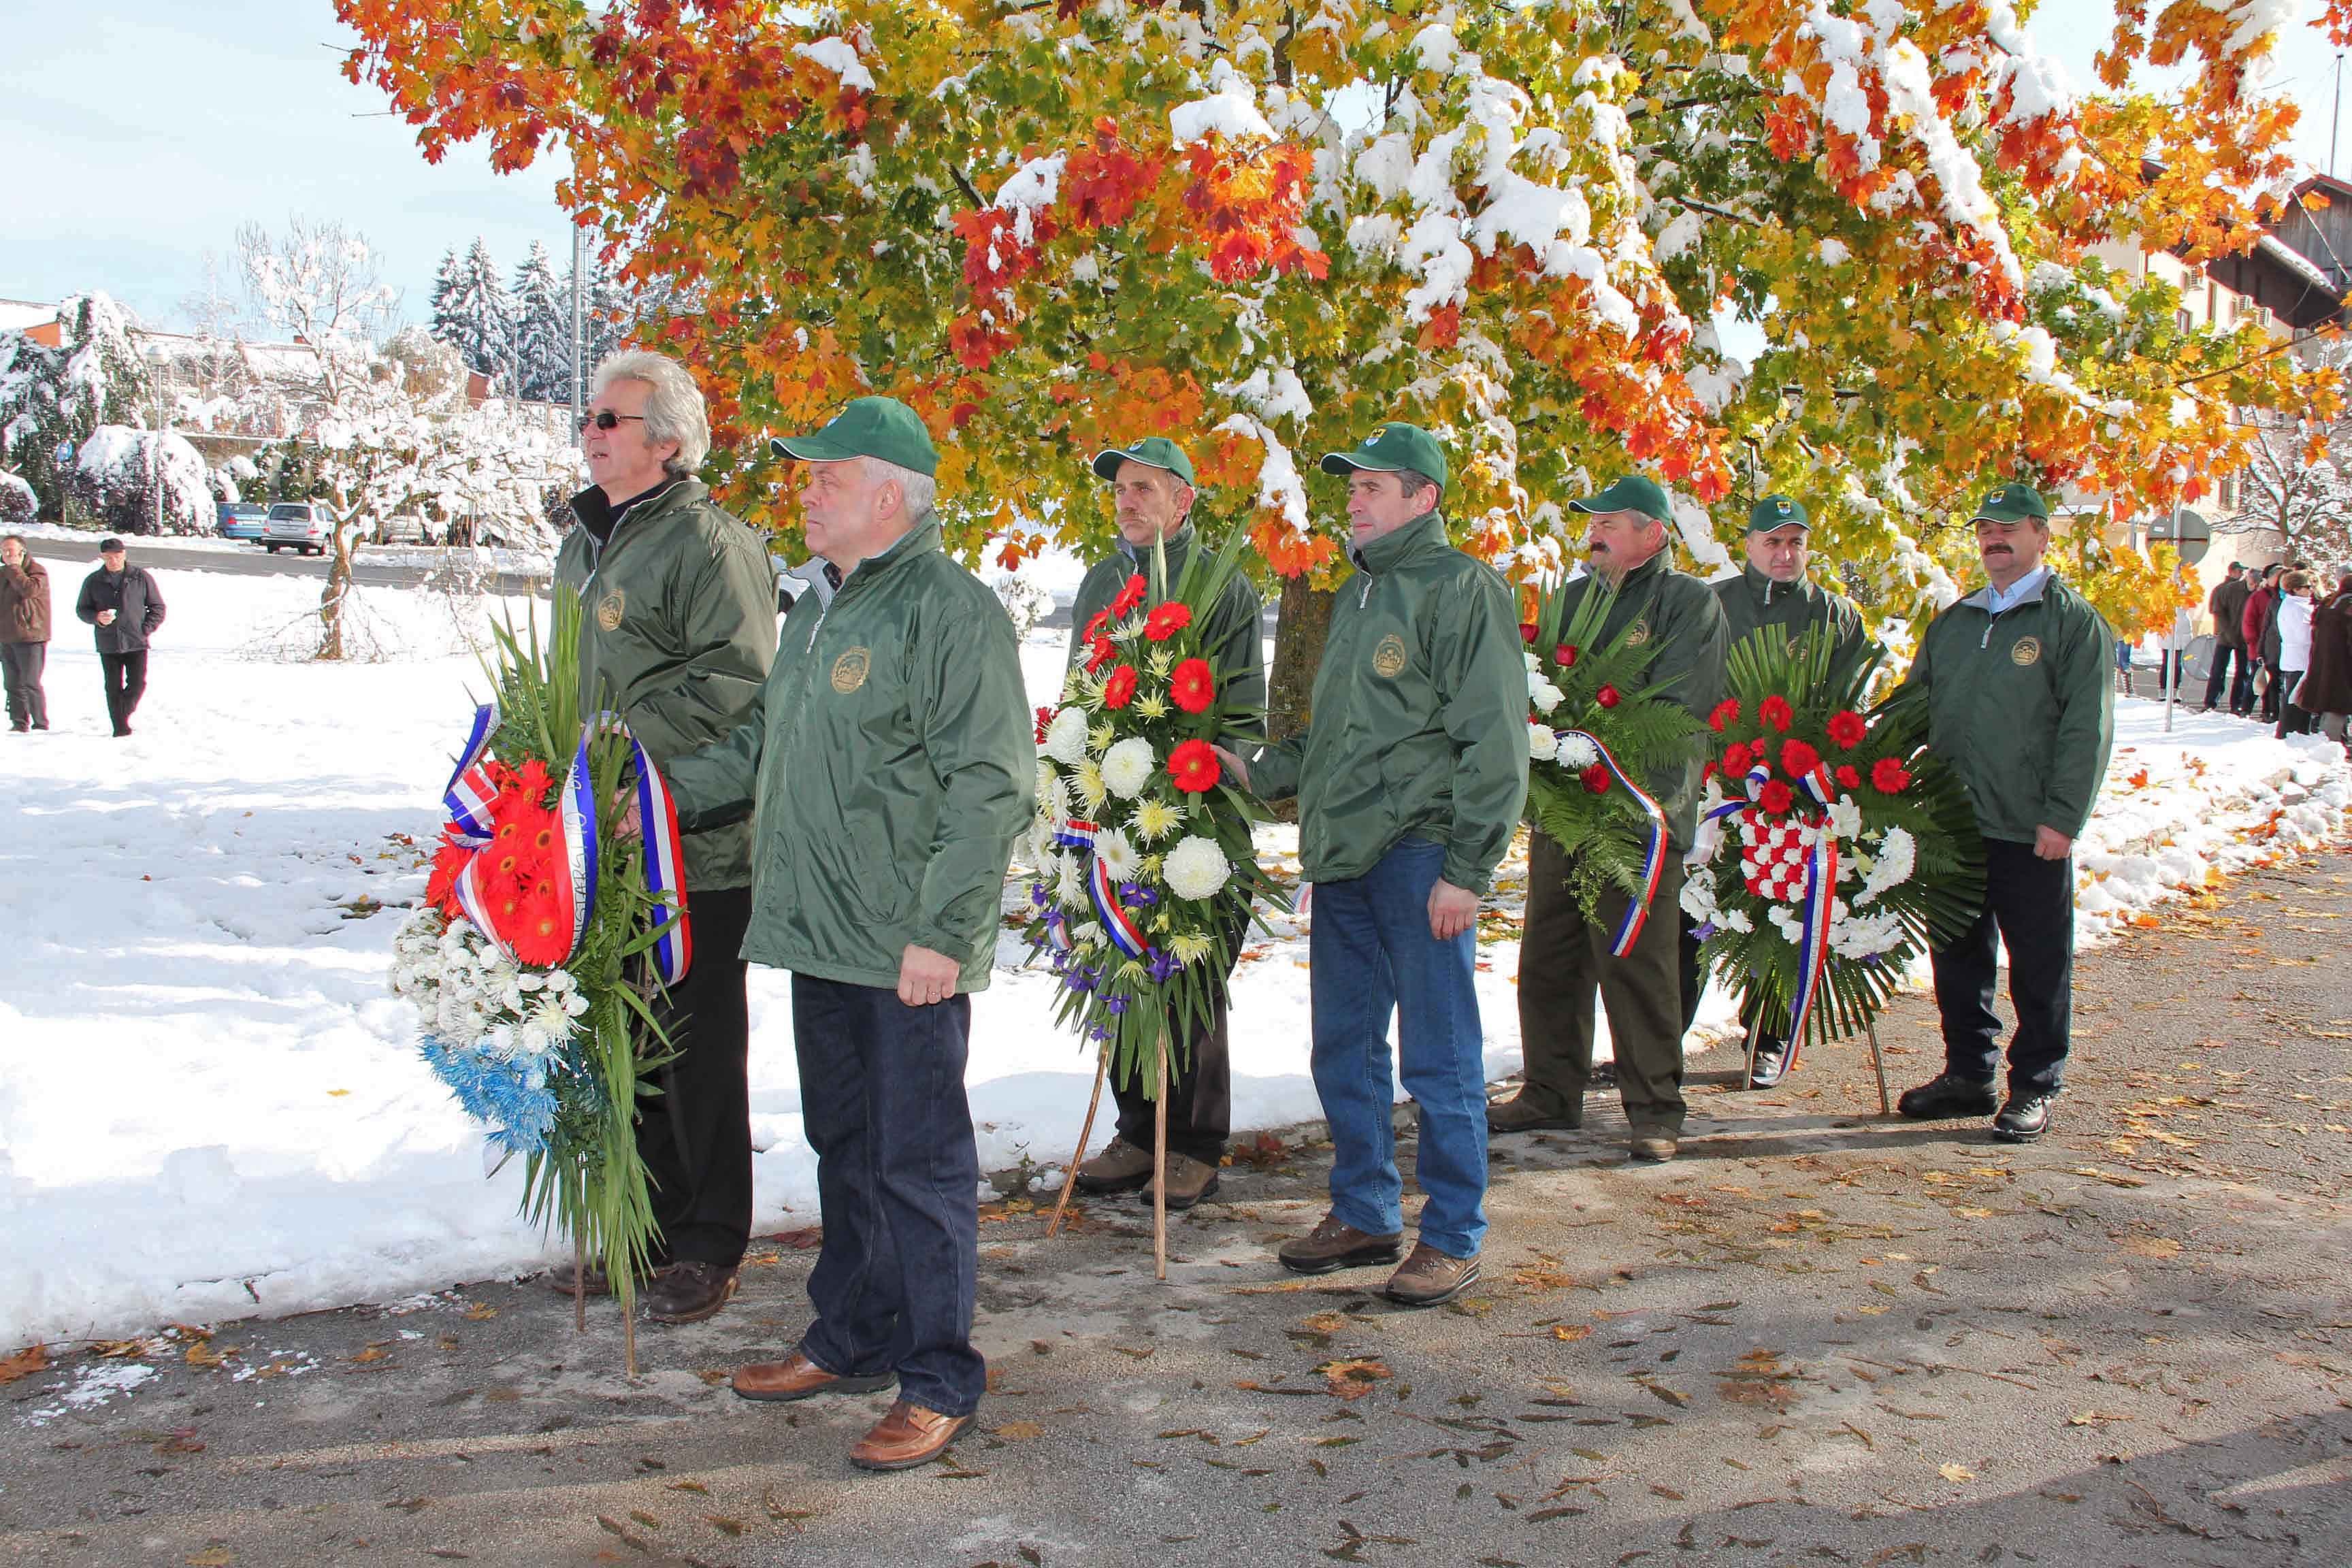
[850,1401,973,1471]
[1744,1043,1791,1090]
[1486,1092,1582,1134]
[1277,1213,1403,1275]
[644,1261,738,1324]
[1072,1137,1155,1194]
[1896,1073,1999,1121]
[1145,1152,1222,1211]
[545,1258,611,1297]
[732,1352,896,1403]
[1992,1091,2057,1143]
[1629,1129,1679,1162]
[1384,1242,1482,1308]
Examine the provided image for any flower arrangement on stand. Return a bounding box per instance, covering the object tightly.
[1022,525,1286,1277]
[1680,630,1985,1094]
[1521,581,1708,949]
[387,587,691,1372]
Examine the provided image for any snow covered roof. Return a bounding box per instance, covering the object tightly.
[0,299,58,334]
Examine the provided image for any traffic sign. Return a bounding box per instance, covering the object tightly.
[2149,507,2210,565]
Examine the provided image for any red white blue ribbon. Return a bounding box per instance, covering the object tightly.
[602,715,692,986]
[1694,763,1772,864]
[442,702,502,847]
[1785,828,1838,1054]
[1050,818,1154,962]
[1564,729,1668,958]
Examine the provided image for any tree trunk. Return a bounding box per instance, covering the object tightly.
[1269,572,1335,740]
[318,523,356,660]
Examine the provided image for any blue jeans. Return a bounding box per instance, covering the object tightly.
[1309,836,1489,1258]
[791,975,985,1418]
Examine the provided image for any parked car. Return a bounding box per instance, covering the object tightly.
[262,502,329,556]
[216,503,269,541]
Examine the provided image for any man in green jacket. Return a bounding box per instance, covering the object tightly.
[1676,493,1867,1088]
[663,397,1032,1471]
[551,350,778,1326]
[1895,481,2113,1143]
[1489,474,1726,1162]
[1064,437,1266,1211]
[1228,422,1527,1308]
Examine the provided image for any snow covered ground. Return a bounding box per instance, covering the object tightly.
[2,561,2347,1354]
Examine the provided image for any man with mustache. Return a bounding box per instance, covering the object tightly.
[1895,482,2112,1143]
[1489,475,1726,1162]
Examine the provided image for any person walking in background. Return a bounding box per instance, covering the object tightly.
[0,535,50,733]
[2299,570,2352,747]
[2244,565,2281,723]
[74,538,165,738]
[2202,561,2251,715]
[2274,570,2317,738]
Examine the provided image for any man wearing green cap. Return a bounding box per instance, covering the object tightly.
[1064,436,1266,1211]
[1895,480,2111,1145]
[1225,421,1526,1307]
[1676,493,1867,1090]
[1490,473,1725,1162]
[662,395,1032,1471]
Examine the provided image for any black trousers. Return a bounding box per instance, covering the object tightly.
[2276,672,2310,738]
[1111,970,1234,1167]
[1929,838,2074,1095]
[99,649,147,734]
[1,642,45,730]
[640,883,753,1268]
[2203,644,2249,713]
[2259,661,2283,722]
[1678,911,1790,1063]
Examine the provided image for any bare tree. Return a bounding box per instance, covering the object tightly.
[235,216,402,406]
[2230,399,2352,569]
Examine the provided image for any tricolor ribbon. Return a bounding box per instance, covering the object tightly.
[1785,827,1838,1056]
[1563,728,1668,958]
[1692,764,1771,866]
[598,713,693,987]
[1049,818,1156,962]
[442,702,503,847]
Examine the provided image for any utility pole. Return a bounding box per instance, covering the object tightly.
[570,225,586,429]
[2335,52,2345,179]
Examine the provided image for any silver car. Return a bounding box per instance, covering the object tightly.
[262,502,328,556]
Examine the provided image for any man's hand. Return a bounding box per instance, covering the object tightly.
[1211,745,1250,791]
[612,789,643,841]
[899,943,959,1007]
[1428,879,1480,942]
[2033,825,2072,861]
[96,608,116,627]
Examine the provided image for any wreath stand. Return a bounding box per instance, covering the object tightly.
[1046,1028,1172,1281]
[1742,1011,1892,1117]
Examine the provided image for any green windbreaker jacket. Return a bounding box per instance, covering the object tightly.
[1714,564,1865,670]
[1066,522,1267,732]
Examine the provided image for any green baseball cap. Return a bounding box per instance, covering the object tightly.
[1091,436,1196,487]
[1748,494,1809,533]
[1569,474,1673,525]
[770,395,938,477]
[1972,481,2049,524]
[1319,421,1448,492]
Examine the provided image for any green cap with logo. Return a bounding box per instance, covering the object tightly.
[1091,436,1196,487]
[1971,481,2049,525]
[1569,474,1673,525]
[1747,494,1809,533]
[1319,421,1448,493]
[770,395,939,477]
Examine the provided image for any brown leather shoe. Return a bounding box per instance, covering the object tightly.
[1145,1152,1222,1211]
[1277,1213,1403,1275]
[849,1400,972,1471]
[1384,1241,1482,1307]
[1629,1130,1679,1162]
[1486,1090,1582,1134]
[1072,1137,1155,1194]
[731,1351,897,1403]
[544,1258,611,1297]
[643,1261,738,1324]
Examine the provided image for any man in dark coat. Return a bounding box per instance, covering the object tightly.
[74,538,165,737]
[2200,561,2251,715]
[2302,572,2352,746]
[1,534,51,732]
[2244,566,2282,722]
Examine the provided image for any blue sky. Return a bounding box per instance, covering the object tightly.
[1,1,2345,336]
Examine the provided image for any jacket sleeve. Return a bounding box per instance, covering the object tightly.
[1064,559,1109,681]
[909,595,1034,962]
[611,532,777,768]
[139,570,165,637]
[1434,570,1533,894]
[1247,730,1305,800]
[74,572,98,627]
[662,713,766,834]
[2042,597,2115,840]
[1829,592,1867,670]
[1213,574,1269,740]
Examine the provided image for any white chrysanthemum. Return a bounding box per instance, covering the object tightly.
[1164,834,1232,901]
[1055,851,1087,907]
[1855,826,1916,907]
[1096,826,1140,881]
[1101,737,1157,799]
[1132,796,1182,843]
[1558,732,1599,770]
[1529,676,1565,715]
[1074,758,1109,811]
[1720,907,1754,934]
[1029,814,1059,868]
[1073,921,1105,950]
[1528,723,1559,762]
[1827,796,1863,843]
[1679,872,1717,923]
[1043,706,1091,764]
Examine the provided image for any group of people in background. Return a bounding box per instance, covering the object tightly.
[0,533,167,738]
[2202,558,2352,743]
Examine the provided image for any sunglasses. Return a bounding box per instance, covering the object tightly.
[578,410,647,432]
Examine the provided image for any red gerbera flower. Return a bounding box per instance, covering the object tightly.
[1168,738,1222,794]
[1779,738,1822,779]
[1759,779,1795,814]
[1034,705,1056,743]
[1109,573,1149,617]
[425,836,472,916]
[1701,761,1718,785]
[1595,685,1622,710]
[1102,664,1139,709]
[1759,695,1795,733]
[1708,698,1742,732]
[1170,657,1215,715]
[1520,621,1539,644]
[510,877,571,966]
[1081,608,1112,644]
[1872,756,1912,794]
[1085,636,1117,672]
[1556,644,1579,668]
[1722,741,1753,777]
[1143,602,1193,642]
[1827,709,1867,749]
[1580,763,1610,795]
[1835,764,1863,790]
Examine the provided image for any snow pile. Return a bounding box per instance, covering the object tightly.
[1169,59,1277,145]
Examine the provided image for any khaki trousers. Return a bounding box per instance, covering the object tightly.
[1516,830,1688,1134]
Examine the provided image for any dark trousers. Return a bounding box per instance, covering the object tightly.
[1519,830,1687,1134]
[2203,643,2248,713]
[99,649,147,734]
[1112,930,1237,1166]
[2276,672,2310,738]
[1677,911,1788,1064]
[791,973,985,1419]
[1,642,46,730]
[1929,838,2074,1095]
[2259,661,2283,722]
[640,884,753,1268]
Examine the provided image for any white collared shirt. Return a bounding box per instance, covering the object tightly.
[1982,565,2048,615]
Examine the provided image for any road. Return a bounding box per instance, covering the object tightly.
[19,534,553,598]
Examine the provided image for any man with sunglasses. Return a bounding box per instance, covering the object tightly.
[551,350,779,1325]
